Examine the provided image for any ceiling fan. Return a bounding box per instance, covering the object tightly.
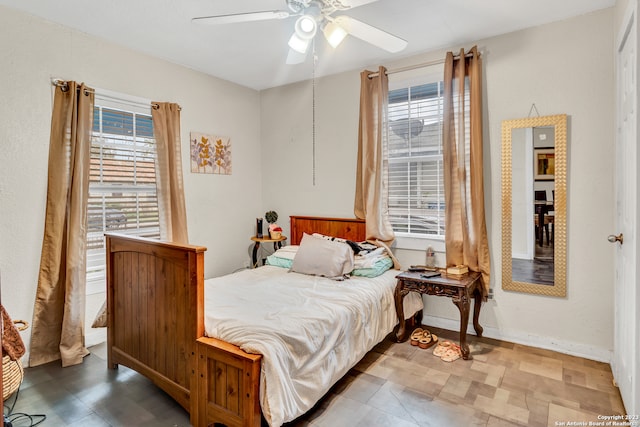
[192,0,408,64]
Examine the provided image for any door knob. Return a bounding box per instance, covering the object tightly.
[608,233,623,244]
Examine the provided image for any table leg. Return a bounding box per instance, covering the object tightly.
[394,281,408,342]
[544,222,550,245]
[473,288,483,337]
[414,309,423,326]
[452,291,472,360]
[538,209,545,246]
[252,242,260,267]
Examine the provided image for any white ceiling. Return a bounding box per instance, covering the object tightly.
[1,0,614,90]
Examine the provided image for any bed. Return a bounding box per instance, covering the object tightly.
[106,215,422,427]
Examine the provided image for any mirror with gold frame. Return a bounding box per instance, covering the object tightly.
[501,114,567,297]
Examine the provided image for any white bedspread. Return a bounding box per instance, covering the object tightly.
[204,266,423,427]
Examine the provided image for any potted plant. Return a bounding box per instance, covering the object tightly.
[265,210,282,239]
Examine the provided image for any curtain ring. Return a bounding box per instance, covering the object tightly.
[53,79,70,92]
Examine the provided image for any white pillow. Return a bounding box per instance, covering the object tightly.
[290,233,354,279]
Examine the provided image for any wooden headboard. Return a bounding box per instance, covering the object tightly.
[289,216,365,245]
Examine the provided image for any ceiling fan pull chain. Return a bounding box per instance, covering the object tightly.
[312,41,317,186]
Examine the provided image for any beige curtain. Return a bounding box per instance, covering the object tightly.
[152,102,188,244]
[443,46,491,298]
[30,81,94,367]
[354,66,395,246]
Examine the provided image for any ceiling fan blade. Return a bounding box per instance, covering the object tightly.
[192,10,291,25]
[334,15,407,53]
[286,48,308,65]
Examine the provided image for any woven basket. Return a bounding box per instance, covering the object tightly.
[2,355,24,401]
[2,319,28,401]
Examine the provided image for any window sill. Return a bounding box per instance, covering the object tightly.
[393,234,445,252]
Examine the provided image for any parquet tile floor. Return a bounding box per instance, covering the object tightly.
[8,326,626,426]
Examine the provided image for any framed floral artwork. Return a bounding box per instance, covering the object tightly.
[190,132,231,175]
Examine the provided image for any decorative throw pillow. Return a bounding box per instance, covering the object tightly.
[290,233,354,280]
[92,301,107,328]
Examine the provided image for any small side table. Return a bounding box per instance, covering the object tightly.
[394,270,484,360]
[250,236,287,267]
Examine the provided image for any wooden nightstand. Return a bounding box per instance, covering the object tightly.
[250,236,287,267]
[394,270,484,360]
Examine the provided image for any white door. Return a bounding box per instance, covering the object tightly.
[613,6,638,414]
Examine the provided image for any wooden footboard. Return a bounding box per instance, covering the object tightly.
[106,233,265,427]
[106,234,207,413]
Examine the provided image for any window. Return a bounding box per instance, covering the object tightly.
[387,69,445,241]
[86,95,160,295]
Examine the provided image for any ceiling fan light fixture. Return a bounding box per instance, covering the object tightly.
[294,15,318,39]
[300,16,316,33]
[190,0,409,64]
[323,21,348,48]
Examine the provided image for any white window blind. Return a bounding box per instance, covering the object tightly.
[86,99,159,295]
[387,79,446,237]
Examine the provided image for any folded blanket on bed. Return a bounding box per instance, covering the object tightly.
[354,247,388,269]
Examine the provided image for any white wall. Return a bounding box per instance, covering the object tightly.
[0,6,263,354]
[260,72,361,220]
[261,9,615,362]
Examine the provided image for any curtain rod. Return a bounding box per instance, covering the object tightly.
[151,103,182,111]
[51,79,94,95]
[51,79,181,110]
[367,51,477,79]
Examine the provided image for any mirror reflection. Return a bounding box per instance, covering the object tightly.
[502,114,567,297]
[511,127,555,285]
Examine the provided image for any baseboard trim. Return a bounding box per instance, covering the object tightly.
[86,329,107,349]
[421,314,613,364]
